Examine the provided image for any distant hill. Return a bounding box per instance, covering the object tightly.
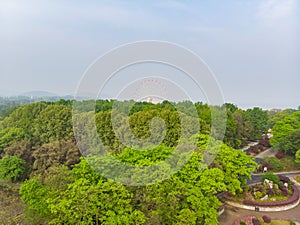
[19,91,58,98]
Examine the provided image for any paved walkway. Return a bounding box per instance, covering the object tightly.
[255,147,275,159]
[219,179,300,224]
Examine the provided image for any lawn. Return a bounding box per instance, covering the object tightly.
[257,195,289,202]
[280,155,300,171]
[268,220,293,225]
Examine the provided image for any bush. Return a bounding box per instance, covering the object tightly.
[261,162,272,171]
[0,156,27,182]
[278,175,290,183]
[256,191,263,199]
[281,189,289,196]
[240,222,246,225]
[261,172,280,185]
[259,138,271,148]
[252,218,261,225]
[267,188,275,196]
[279,185,287,191]
[275,188,281,196]
[275,151,283,159]
[262,215,271,223]
[252,146,260,154]
[290,222,296,225]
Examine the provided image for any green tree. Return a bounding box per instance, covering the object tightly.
[268,109,295,128]
[0,156,27,182]
[33,105,73,143]
[0,127,26,152]
[271,111,300,154]
[243,107,268,139]
[0,102,48,139]
[20,179,53,224]
[21,159,146,225]
[214,144,257,193]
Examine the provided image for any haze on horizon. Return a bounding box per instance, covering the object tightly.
[1,0,299,110]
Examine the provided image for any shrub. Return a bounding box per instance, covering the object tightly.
[290,222,296,225]
[261,162,272,171]
[261,172,280,185]
[279,185,287,191]
[275,188,281,196]
[275,151,283,159]
[240,222,246,225]
[259,138,271,147]
[256,191,263,199]
[252,146,260,154]
[252,218,261,225]
[267,188,275,196]
[262,215,271,223]
[0,156,27,182]
[278,175,290,183]
[281,189,289,196]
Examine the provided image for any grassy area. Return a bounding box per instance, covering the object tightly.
[296,175,300,183]
[280,155,300,171]
[268,220,293,225]
[257,195,289,202]
[260,155,300,173]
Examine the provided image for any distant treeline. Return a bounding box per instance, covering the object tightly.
[0,99,271,150]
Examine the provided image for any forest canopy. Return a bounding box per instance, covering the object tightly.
[0,99,285,224]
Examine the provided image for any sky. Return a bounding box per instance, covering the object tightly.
[0,0,299,109]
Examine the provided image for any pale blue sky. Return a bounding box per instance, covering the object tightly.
[0,0,299,109]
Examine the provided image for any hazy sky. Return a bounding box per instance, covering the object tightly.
[1,0,299,109]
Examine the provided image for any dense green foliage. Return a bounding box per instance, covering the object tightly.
[0,156,27,182]
[19,139,256,225]
[261,172,280,185]
[271,111,300,155]
[0,99,265,224]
